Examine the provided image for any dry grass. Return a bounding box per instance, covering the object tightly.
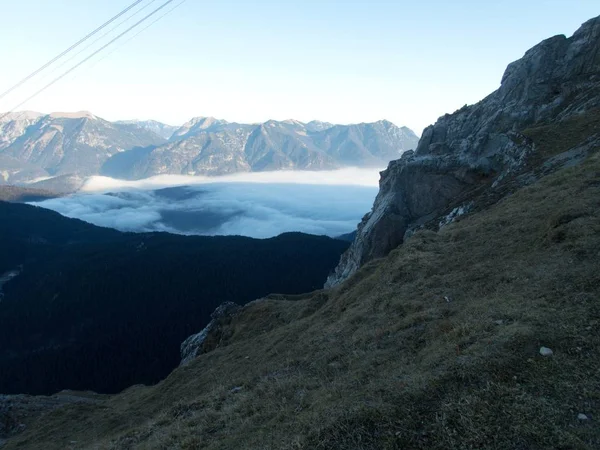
[522,108,600,160]
[5,131,600,449]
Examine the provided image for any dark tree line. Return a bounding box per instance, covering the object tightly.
[0,202,349,395]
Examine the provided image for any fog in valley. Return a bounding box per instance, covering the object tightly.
[32,168,381,238]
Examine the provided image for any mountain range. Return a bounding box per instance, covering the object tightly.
[0,112,165,185]
[0,113,419,187]
[1,14,600,450]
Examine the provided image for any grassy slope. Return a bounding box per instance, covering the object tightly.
[6,123,600,449]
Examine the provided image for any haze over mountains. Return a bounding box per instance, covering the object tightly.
[0,112,419,187]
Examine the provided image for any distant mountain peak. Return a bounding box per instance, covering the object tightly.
[171,116,229,139]
[305,120,334,132]
[47,111,97,120]
[188,116,227,128]
[281,119,304,126]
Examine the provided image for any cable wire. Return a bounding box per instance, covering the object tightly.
[0,0,148,102]
[44,0,160,81]
[76,0,188,77]
[0,0,177,122]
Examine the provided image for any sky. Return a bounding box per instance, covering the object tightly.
[32,169,381,238]
[0,0,598,134]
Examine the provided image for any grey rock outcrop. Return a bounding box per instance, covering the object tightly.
[180,302,241,366]
[326,16,600,287]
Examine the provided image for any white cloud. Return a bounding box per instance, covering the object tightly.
[33,169,380,238]
[80,167,383,192]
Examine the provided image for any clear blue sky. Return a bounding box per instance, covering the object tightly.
[0,0,597,133]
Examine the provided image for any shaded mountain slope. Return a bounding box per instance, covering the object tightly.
[5,119,599,450]
[0,203,349,396]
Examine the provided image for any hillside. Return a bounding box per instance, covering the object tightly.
[3,111,599,450]
[0,202,349,396]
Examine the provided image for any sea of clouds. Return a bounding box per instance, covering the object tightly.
[32,168,382,239]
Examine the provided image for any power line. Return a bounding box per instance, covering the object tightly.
[0,0,148,102]
[0,0,177,122]
[77,0,188,77]
[43,0,160,81]
[2,0,188,124]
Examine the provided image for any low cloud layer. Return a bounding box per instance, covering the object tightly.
[33,169,381,239]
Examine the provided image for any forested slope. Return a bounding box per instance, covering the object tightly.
[0,202,348,395]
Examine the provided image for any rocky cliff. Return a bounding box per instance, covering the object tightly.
[327,16,600,287]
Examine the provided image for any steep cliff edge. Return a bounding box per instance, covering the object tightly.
[327,16,600,286]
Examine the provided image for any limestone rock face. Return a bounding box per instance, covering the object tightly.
[180,302,241,366]
[326,16,600,287]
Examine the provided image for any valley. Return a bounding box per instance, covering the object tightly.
[0,7,599,450]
